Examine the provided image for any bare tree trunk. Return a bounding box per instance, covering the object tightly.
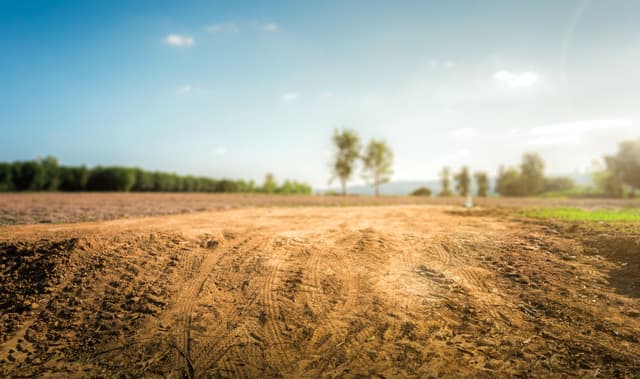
[374,183,379,196]
[341,180,347,196]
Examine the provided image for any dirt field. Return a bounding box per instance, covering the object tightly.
[2,192,640,225]
[1,202,640,378]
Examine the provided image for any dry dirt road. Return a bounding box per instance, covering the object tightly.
[1,205,639,378]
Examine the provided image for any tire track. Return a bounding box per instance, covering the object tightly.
[189,235,277,375]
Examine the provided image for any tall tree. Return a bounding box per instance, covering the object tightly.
[474,171,489,197]
[330,129,361,195]
[606,138,640,196]
[439,167,453,196]
[520,153,545,195]
[454,166,471,196]
[361,139,393,196]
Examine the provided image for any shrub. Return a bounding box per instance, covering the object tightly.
[410,187,432,196]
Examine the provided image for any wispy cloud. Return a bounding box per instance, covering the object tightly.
[528,134,582,145]
[206,22,238,33]
[527,119,632,145]
[214,147,226,156]
[428,59,457,69]
[282,92,298,102]
[494,70,537,87]
[529,119,632,136]
[165,34,194,47]
[178,84,193,94]
[259,22,278,32]
[449,127,476,137]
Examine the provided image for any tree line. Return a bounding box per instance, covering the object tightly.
[420,138,640,198]
[0,156,312,194]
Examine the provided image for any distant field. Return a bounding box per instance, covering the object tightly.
[1,193,640,225]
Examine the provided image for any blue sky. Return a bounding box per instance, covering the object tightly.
[1,0,639,188]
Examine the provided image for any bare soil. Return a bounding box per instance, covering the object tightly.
[1,204,639,378]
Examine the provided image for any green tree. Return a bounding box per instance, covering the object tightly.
[454,166,471,196]
[439,167,453,196]
[41,155,60,191]
[11,161,46,191]
[520,153,545,195]
[605,138,640,196]
[543,176,575,193]
[262,173,277,194]
[474,171,489,197]
[86,167,136,191]
[361,139,393,196]
[0,163,12,191]
[59,166,88,191]
[330,129,361,195]
[495,165,526,196]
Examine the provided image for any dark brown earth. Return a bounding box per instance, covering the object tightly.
[1,203,639,378]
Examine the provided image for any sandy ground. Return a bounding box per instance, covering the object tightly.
[1,205,639,378]
[2,193,640,225]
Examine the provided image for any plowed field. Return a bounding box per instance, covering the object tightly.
[1,203,639,378]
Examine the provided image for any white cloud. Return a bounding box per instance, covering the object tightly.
[319,91,334,99]
[527,119,632,145]
[449,127,476,137]
[214,147,226,156]
[206,22,238,33]
[494,70,537,87]
[529,119,632,136]
[165,34,194,47]
[282,92,298,102]
[261,23,278,32]
[528,134,582,145]
[507,128,520,137]
[178,84,193,94]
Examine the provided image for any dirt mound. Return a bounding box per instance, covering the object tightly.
[1,206,639,377]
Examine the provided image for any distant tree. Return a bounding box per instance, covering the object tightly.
[605,138,640,196]
[59,166,88,191]
[520,153,545,195]
[262,173,277,194]
[454,166,471,196]
[0,163,12,191]
[439,167,453,196]
[361,139,393,196]
[495,165,526,196]
[330,129,361,195]
[543,176,575,193]
[86,167,136,191]
[11,160,45,191]
[40,155,60,191]
[474,171,489,197]
[410,187,432,196]
[132,169,155,191]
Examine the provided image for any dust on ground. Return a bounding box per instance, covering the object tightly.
[1,205,639,378]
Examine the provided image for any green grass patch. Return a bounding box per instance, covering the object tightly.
[523,207,640,222]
